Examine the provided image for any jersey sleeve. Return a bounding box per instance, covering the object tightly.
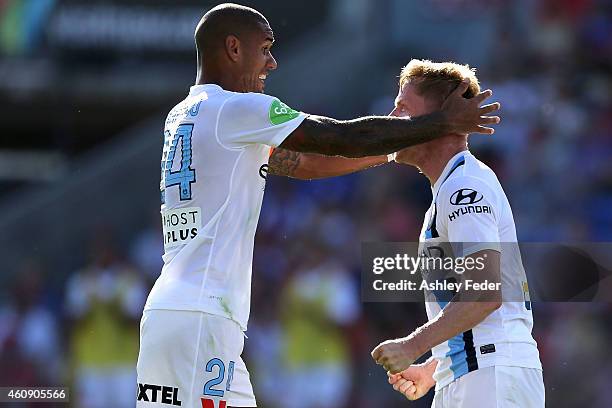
[216,92,307,149]
[437,176,501,256]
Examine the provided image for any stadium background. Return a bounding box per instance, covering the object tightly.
[0,0,611,407]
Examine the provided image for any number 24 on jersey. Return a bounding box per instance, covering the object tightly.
[161,123,196,203]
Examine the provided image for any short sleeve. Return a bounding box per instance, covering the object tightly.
[437,176,501,256]
[216,92,307,149]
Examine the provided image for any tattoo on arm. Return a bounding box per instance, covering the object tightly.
[278,116,343,156]
[279,113,448,158]
[268,148,302,177]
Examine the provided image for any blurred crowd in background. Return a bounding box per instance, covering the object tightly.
[0,0,610,407]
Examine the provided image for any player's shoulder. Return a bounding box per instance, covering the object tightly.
[221,91,278,111]
[217,92,287,130]
[164,98,190,128]
[438,175,496,205]
[219,92,304,130]
[439,154,503,204]
[463,153,498,178]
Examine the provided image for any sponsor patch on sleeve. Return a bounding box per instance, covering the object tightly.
[269,99,300,125]
[161,207,202,249]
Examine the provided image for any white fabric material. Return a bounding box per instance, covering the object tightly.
[145,84,306,331]
[431,366,545,408]
[419,151,542,390]
[137,310,256,408]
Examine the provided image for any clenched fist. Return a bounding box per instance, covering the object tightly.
[371,337,419,374]
[388,360,437,401]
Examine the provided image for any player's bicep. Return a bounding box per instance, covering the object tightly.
[279,115,345,155]
[471,249,501,281]
[460,249,502,305]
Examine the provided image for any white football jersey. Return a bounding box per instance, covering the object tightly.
[418,151,542,390]
[144,84,306,330]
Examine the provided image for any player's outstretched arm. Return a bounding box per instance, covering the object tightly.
[279,80,500,158]
[372,249,502,374]
[267,148,389,179]
[280,113,448,158]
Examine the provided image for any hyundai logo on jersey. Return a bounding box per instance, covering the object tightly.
[450,188,484,205]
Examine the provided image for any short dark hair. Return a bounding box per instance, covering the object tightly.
[195,3,268,57]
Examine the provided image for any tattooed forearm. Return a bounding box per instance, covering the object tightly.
[268,147,388,180]
[268,148,302,177]
[279,113,449,158]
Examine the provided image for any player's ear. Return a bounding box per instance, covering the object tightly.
[225,35,241,62]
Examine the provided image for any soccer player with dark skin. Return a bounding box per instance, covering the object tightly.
[195,4,501,182]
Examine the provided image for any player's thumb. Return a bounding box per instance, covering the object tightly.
[388,372,401,383]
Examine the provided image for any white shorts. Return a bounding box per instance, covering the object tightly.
[136,310,256,408]
[432,366,544,408]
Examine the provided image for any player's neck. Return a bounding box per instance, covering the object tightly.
[196,67,241,92]
[419,143,468,186]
